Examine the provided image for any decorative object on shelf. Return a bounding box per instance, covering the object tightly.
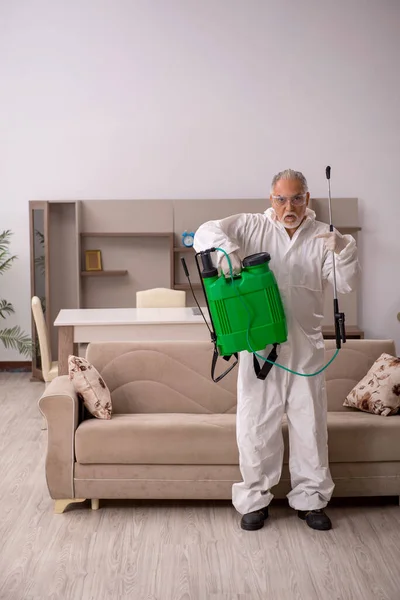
[85,250,102,271]
[181,231,195,247]
[81,270,127,277]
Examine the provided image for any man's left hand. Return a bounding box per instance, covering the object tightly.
[314,231,347,254]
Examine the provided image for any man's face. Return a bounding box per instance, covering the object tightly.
[270,178,309,230]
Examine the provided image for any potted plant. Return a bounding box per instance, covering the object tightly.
[0,230,31,357]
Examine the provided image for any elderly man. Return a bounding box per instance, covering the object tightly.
[193,169,359,531]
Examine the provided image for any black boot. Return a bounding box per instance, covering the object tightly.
[240,507,269,531]
[298,509,332,531]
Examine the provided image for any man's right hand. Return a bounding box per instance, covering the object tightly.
[217,250,242,277]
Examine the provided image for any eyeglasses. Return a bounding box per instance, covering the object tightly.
[271,194,307,207]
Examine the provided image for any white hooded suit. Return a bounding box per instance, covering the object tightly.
[194,208,359,514]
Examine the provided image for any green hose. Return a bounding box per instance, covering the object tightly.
[215,247,339,377]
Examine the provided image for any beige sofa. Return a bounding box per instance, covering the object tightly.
[38,339,400,514]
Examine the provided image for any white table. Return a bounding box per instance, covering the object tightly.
[54,307,211,375]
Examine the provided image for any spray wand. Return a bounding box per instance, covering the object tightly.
[326,166,346,349]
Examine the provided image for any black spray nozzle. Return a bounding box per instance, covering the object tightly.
[326,165,331,180]
[333,298,346,349]
[181,253,215,340]
[199,249,218,278]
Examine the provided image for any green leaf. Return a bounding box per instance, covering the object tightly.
[0,230,12,250]
[35,229,45,246]
[0,233,29,357]
[34,255,45,276]
[0,256,17,275]
[0,299,15,319]
[0,230,17,274]
[0,326,32,358]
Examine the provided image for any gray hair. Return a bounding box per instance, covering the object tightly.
[270,169,308,194]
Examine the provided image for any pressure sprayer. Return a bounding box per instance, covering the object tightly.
[181,166,347,382]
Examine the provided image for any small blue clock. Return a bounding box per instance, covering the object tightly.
[182,231,195,247]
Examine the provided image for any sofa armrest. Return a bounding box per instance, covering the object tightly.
[38,376,79,499]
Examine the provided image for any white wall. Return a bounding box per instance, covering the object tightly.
[1,0,399,360]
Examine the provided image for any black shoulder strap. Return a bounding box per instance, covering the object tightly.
[211,348,239,383]
[253,343,279,380]
[210,344,279,383]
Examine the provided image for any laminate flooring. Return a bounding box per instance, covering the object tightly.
[1,373,400,600]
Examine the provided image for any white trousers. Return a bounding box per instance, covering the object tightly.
[232,347,335,515]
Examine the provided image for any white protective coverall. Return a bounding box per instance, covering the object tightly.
[194,207,359,515]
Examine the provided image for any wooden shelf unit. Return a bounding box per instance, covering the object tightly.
[80,231,174,290]
[173,246,195,253]
[29,198,363,379]
[81,270,128,277]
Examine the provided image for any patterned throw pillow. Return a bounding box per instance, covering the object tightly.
[68,355,112,420]
[343,353,400,416]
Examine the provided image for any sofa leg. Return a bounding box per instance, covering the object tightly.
[54,499,86,514]
[91,499,100,511]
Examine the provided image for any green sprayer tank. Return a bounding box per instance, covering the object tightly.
[200,250,287,356]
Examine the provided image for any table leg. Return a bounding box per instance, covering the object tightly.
[58,326,74,375]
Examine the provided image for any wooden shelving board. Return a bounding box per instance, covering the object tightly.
[81,270,128,277]
[335,227,362,233]
[322,325,364,339]
[81,232,173,238]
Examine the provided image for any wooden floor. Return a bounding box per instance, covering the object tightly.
[1,373,400,600]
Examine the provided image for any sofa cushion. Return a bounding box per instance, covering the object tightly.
[343,353,400,416]
[69,355,112,420]
[75,413,238,465]
[282,412,400,463]
[85,340,396,415]
[75,410,400,466]
[86,342,237,414]
[324,340,397,411]
[326,412,400,461]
